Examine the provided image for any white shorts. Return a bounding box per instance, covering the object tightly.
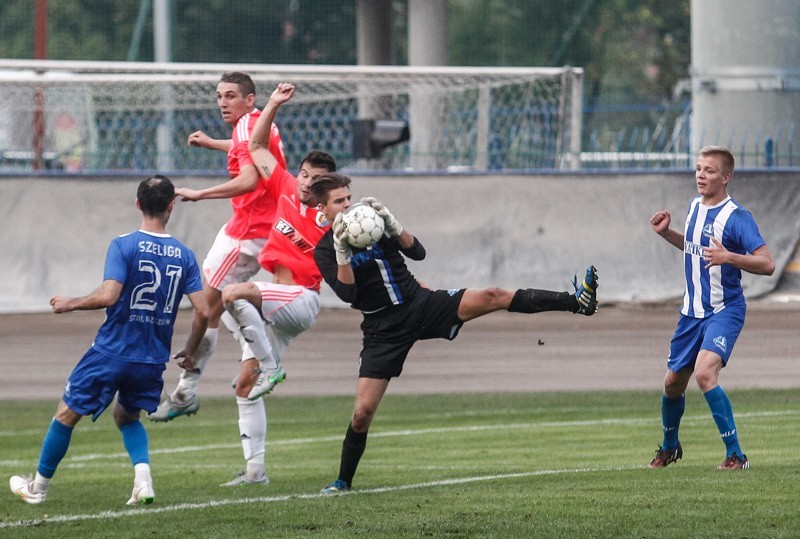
[243,282,320,363]
[202,226,266,291]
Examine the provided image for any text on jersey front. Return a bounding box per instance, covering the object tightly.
[684,241,704,257]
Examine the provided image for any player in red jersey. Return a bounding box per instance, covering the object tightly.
[149,73,287,422]
[214,82,337,486]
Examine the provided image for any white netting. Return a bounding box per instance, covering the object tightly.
[0,60,582,173]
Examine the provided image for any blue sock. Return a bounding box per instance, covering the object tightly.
[119,420,150,466]
[37,419,74,478]
[661,394,685,451]
[704,386,742,457]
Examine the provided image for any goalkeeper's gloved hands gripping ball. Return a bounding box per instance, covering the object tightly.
[361,197,403,237]
[332,212,353,265]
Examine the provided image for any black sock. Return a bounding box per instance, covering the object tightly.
[508,289,578,313]
[338,424,368,487]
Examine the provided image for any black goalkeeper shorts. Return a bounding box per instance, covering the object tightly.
[358,288,466,379]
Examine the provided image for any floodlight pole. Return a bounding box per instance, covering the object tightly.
[32,0,47,171]
[154,0,175,171]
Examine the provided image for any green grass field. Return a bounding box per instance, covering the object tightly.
[2,389,799,538]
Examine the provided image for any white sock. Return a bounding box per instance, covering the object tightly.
[33,471,50,493]
[228,299,278,370]
[173,328,218,400]
[236,396,266,475]
[133,462,152,484]
[220,309,246,348]
[220,308,256,362]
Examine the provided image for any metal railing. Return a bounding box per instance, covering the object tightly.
[581,100,798,170]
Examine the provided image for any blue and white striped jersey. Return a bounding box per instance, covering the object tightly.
[681,196,765,318]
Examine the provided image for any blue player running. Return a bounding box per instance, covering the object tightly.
[648,146,775,470]
[9,175,210,505]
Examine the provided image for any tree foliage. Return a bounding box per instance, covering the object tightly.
[0,0,689,104]
[450,0,690,105]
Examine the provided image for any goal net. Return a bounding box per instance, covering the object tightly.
[0,60,582,173]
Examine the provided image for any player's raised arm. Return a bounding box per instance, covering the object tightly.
[650,209,684,250]
[249,83,295,180]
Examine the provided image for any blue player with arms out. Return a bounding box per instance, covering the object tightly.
[9,175,210,505]
[310,172,599,495]
[648,146,775,470]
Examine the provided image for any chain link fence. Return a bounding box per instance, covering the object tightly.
[0,60,581,174]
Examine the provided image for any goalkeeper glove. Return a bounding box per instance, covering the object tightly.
[332,212,353,265]
[360,196,403,237]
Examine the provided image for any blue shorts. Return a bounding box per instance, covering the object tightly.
[63,348,166,421]
[667,307,745,372]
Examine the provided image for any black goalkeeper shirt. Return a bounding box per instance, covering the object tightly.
[314,230,427,313]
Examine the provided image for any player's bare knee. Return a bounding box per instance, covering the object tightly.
[207,288,224,310]
[663,378,688,397]
[694,371,717,392]
[480,287,510,309]
[220,288,235,307]
[221,284,245,306]
[53,404,82,427]
[112,404,139,428]
[351,407,377,430]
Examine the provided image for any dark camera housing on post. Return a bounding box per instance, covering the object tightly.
[351,119,410,159]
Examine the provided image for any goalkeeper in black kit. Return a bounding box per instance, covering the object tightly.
[310,172,598,495]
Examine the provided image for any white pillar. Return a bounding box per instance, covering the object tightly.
[357,0,394,66]
[691,0,800,166]
[154,0,174,171]
[408,0,448,170]
[355,0,395,169]
[408,0,447,66]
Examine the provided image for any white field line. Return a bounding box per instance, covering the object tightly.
[1,409,798,468]
[0,465,629,530]
[1,410,498,437]
[2,409,798,529]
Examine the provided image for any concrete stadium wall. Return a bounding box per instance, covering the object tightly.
[2,171,799,313]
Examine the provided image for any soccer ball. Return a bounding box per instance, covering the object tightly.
[341,203,385,248]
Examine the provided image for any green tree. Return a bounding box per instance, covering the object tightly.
[449,0,690,105]
[0,1,142,60]
[0,0,356,64]
[0,0,691,154]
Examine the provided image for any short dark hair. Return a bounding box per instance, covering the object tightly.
[137,175,174,216]
[300,150,336,173]
[310,172,351,205]
[219,72,256,97]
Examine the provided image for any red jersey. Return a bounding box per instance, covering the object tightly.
[257,165,329,291]
[224,108,287,240]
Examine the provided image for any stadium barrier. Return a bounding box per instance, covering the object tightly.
[1,170,799,313]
